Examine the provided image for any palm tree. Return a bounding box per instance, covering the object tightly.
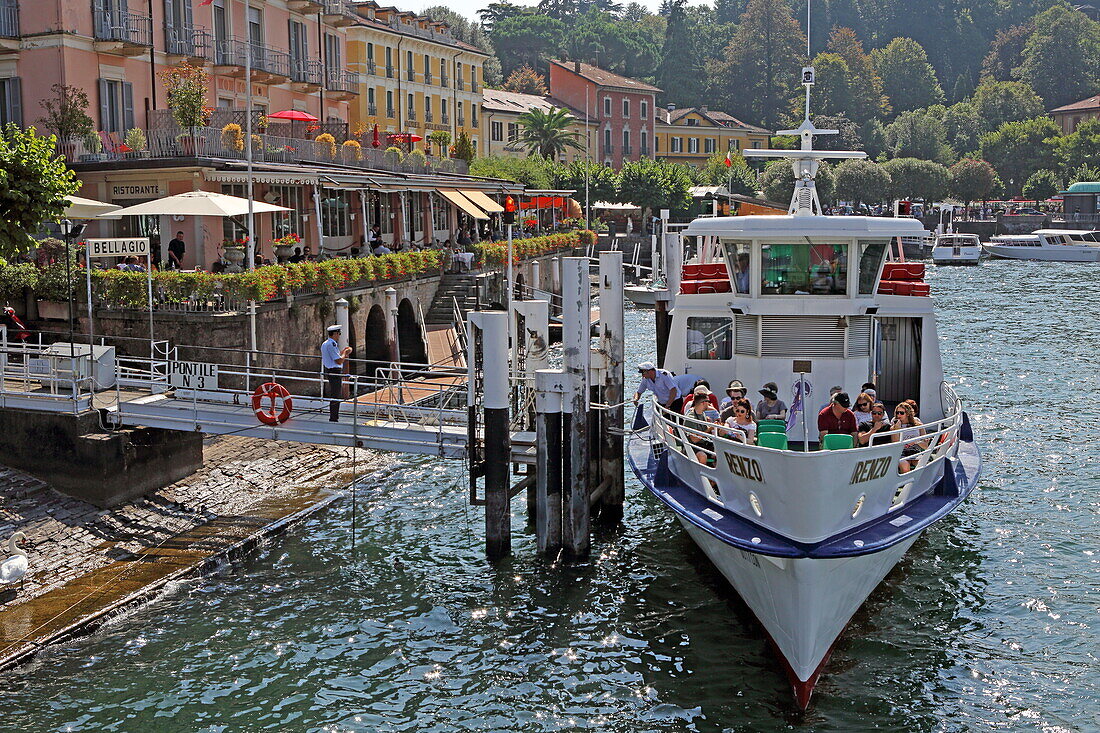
[517,107,582,160]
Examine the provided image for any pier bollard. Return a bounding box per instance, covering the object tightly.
[598,251,626,524]
[468,311,512,560]
[561,257,591,559]
[535,369,564,556]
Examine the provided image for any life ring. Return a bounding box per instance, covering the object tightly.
[252,381,292,425]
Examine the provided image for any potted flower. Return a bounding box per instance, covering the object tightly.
[221,123,244,152]
[161,62,210,156]
[124,127,149,158]
[314,133,337,160]
[37,84,95,162]
[342,139,363,161]
[272,232,301,259]
[80,131,106,162]
[221,236,248,272]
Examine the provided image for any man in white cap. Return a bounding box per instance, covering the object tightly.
[322,324,352,422]
[632,361,681,413]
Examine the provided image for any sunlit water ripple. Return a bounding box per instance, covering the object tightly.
[1,261,1097,731]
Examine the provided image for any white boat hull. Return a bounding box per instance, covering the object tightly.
[983,244,1100,262]
[931,245,981,265]
[679,518,919,703]
[624,286,659,306]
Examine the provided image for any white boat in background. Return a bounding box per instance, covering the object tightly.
[624,278,663,307]
[983,229,1100,262]
[628,77,981,709]
[932,233,982,265]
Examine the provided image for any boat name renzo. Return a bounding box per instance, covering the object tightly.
[850,456,892,484]
[725,453,764,482]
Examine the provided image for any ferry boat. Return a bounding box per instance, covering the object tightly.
[983,229,1100,261]
[627,82,982,708]
[931,233,982,265]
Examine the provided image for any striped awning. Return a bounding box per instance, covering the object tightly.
[439,190,488,220]
[460,190,504,213]
[205,170,319,185]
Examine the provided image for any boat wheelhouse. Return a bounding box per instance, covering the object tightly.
[931,233,982,265]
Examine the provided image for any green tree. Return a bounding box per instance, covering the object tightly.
[502,65,548,94]
[1052,118,1100,176]
[1021,169,1059,201]
[881,157,949,201]
[1018,5,1100,108]
[453,131,476,164]
[948,158,999,208]
[807,53,854,119]
[713,0,805,130]
[617,157,693,213]
[517,107,582,160]
[469,155,555,188]
[697,152,758,195]
[1065,162,1100,185]
[969,80,1045,132]
[656,0,706,107]
[477,2,527,34]
[812,115,863,151]
[980,22,1034,82]
[759,160,835,206]
[553,160,619,203]
[0,124,80,260]
[871,37,944,115]
[490,14,565,77]
[859,118,888,159]
[940,101,984,156]
[834,158,891,209]
[826,26,888,122]
[978,116,1059,194]
[884,109,954,164]
[36,84,95,143]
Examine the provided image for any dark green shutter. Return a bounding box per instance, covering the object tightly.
[98,78,111,131]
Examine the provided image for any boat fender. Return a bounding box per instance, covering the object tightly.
[252,381,293,425]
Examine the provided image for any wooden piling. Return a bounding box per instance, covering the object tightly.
[597,251,625,524]
[561,257,590,559]
[535,369,563,555]
[468,311,511,560]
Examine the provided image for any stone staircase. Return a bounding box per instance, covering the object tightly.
[425,272,479,326]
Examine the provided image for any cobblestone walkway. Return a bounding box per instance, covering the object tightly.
[0,436,384,609]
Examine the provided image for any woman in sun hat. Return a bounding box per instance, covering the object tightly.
[756,381,788,421]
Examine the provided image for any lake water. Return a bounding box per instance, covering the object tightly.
[1,261,1097,732]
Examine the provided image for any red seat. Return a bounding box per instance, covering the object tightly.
[881,262,925,281]
[909,282,931,296]
[710,280,731,292]
[680,281,699,294]
[697,284,717,294]
[893,281,914,295]
[682,264,706,280]
[877,281,896,295]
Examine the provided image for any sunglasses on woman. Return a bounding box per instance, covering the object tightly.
[856,402,869,408]
[735,408,748,414]
[871,410,885,415]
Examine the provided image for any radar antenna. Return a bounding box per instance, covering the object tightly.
[743,1,865,216]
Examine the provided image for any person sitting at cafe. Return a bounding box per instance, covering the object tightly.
[372,240,392,256]
[756,382,788,421]
[857,402,893,446]
[818,391,858,443]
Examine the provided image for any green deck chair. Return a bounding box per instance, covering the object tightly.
[822,433,855,450]
[757,432,789,450]
[757,420,786,434]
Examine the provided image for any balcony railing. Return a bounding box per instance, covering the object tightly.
[0,0,19,39]
[325,68,360,94]
[457,115,464,127]
[440,73,448,88]
[386,64,394,78]
[406,68,415,82]
[216,38,291,80]
[366,59,376,75]
[94,9,153,48]
[368,102,377,115]
[321,0,357,26]
[639,144,650,156]
[165,25,213,61]
[471,80,478,93]
[386,106,396,118]
[622,144,632,155]
[604,144,614,155]
[290,57,323,86]
[94,121,469,175]
[424,71,432,84]
[441,113,449,125]
[424,110,433,123]
[456,78,465,91]
[407,109,417,122]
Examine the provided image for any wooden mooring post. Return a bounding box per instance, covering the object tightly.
[467,310,511,560]
[595,251,625,523]
[535,368,564,555]
[561,257,591,559]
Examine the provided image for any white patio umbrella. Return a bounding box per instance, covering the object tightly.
[106,190,291,217]
[62,195,122,219]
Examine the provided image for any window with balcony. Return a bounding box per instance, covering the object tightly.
[491,120,503,142]
[603,127,611,150]
[212,0,227,50]
[423,54,431,83]
[164,0,197,55]
[288,19,308,72]
[471,104,477,128]
[385,46,393,77]
[622,128,630,154]
[367,42,374,72]
[97,78,133,133]
[367,87,376,115]
[456,66,464,90]
[640,130,648,155]
[424,94,432,122]
[441,98,448,123]
[457,101,464,126]
[386,90,395,117]
[603,96,611,117]
[406,50,414,81]
[440,59,448,87]
[407,92,415,121]
[325,33,341,79]
[247,6,263,50]
[0,77,22,126]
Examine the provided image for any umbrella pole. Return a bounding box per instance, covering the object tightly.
[246,35,257,356]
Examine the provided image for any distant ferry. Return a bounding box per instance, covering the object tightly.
[628,92,982,708]
[983,229,1100,261]
[931,233,982,265]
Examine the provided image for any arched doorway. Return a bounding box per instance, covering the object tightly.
[396,298,427,365]
[363,304,389,378]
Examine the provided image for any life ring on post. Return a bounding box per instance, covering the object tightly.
[252,382,292,425]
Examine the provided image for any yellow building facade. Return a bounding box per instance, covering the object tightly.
[480,88,595,164]
[346,3,487,153]
[654,106,770,167]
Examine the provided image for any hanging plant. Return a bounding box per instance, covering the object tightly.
[314,133,337,159]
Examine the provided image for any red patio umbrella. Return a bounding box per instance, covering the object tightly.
[372,124,380,148]
[267,109,320,121]
[386,133,423,143]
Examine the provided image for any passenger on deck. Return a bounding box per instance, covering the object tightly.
[734,253,751,293]
[852,392,874,425]
[671,372,699,406]
[719,379,747,413]
[723,398,757,445]
[819,385,843,414]
[633,361,681,413]
[680,382,719,413]
[685,394,719,464]
[857,402,893,446]
[817,392,858,443]
[892,402,928,472]
[756,382,788,421]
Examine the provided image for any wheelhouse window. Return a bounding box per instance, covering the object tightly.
[686,317,732,360]
[857,239,889,295]
[760,241,848,295]
[721,239,752,294]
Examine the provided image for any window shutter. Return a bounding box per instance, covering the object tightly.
[122,82,134,131]
[11,77,23,127]
[119,0,129,14]
[183,0,193,28]
[98,78,111,131]
[93,0,108,36]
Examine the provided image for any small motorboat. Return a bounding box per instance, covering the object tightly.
[931,233,982,265]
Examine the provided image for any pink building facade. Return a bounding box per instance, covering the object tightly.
[547,60,659,169]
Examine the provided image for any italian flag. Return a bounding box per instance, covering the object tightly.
[724,150,734,167]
